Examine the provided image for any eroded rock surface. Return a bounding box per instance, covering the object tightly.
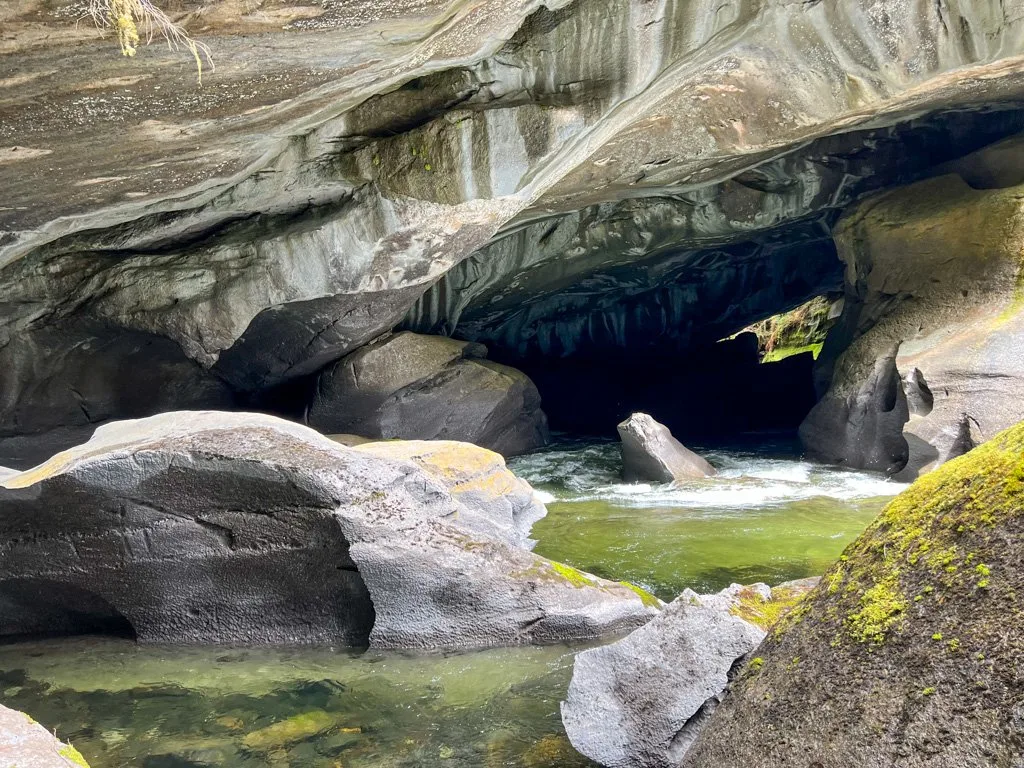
[618,413,716,483]
[0,411,654,648]
[803,170,1024,476]
[3,1,1024,445]
[308,332,548,456]
[0,705,90,768]
[353,439,548,548]
[683,422,1024,768]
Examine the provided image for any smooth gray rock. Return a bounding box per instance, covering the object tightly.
[561,589,765,768]
[0,411,653,648]
[308,332,549,456]
[618,413,716,483]
[799,350,910,475]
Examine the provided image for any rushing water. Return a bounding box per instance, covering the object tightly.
[510,437,906,599]
[1,438,906,768]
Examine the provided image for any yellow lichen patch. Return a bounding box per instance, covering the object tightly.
[549,561,596,588]
[355,440,517,499]
[730,585,810,631]
[618,581,662,608]
[59,744,92,768]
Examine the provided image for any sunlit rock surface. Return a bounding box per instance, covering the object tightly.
[3,0,1024,452]
[0,412,653,648]
[683,422,1024,768]
[0,704,90,768]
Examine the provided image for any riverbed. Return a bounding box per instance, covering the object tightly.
[0,439,905,768]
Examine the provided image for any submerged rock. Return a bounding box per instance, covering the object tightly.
[617,413,716,483]
[683,421,1024,768]
[308,332,549,456]
[0,704,90,767]
[0,412,653,648]
[561,587,765,768]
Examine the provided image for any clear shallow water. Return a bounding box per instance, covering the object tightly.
[2,438,905,767]
[510,438,907,599]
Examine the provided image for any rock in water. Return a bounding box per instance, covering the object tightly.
[0,705,91,767]
[561,590,765,768]
[308,332,549,456]
[0,412,653,648]
[617,413,716,483]
[683,421,1024,768]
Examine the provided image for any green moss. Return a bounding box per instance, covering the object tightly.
[618,581,661,608]
[762,342,823,363]
[59,745,91,768]
[845,574,908,644]
[550,561,596,588]
[922,687,937,696]
[828,422,1024,645]
[932,633,943,641]
[749,657,765,672]
[730,585,809,631]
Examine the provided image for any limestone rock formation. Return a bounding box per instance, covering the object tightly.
[353,439,548,549]
[618,413,716,483]
[4,0,1024,451]
[683,421,1024,768]
[308,332,549,456]
[0,411,655,648]
[803,170,1024,476]
[561,586,766,768]
[0,705,91,768]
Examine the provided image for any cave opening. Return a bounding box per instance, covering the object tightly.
[0,579,137,642]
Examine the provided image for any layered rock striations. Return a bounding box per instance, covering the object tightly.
[801,166,1024,476]
[3,0,1024,455]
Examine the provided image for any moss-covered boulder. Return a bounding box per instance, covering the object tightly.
[0,705,90,767]
[683,421,1024,768]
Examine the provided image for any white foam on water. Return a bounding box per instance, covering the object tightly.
[510,441,909,509]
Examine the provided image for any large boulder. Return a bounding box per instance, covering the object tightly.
[683,421,1024,768]
[308,332,549,456]
[0,411,655,648]
[803,171,1024,476]
[561,586,767,768]
[618,413,716,483]
[0,705,91,768]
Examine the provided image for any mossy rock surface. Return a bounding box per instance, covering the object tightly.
[683,421,1024,768]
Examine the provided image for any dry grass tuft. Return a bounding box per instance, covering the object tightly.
[86,0,213,83]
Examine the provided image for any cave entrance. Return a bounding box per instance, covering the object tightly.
[513,294,840,447]
[0,579,137,642]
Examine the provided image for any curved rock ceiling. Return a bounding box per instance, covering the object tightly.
[3,0,1024,450]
